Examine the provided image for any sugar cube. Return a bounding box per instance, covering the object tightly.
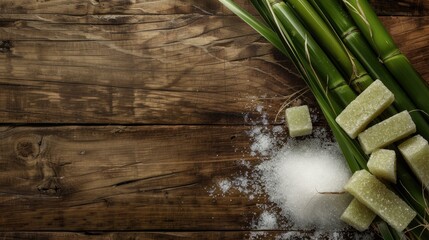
[367,149,396,183]
[336,80,394,139]
[341,198,376,231]
[398,135,429,189]
[358,111,416,154]
[344,170,416,232]
[285,105,312,137]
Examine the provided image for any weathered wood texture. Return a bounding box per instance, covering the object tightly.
[0,0,427,15]
[0,13,428,124]
[0,125,266,230]
[0,125,374,240]
[0,11,305,124]
[370,0,429,15]
[0,232,252,240]
[0,232,276,240]
[0,0,255,15]
[0,231,379,240]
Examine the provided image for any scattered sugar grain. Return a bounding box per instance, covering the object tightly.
[275,231,374,240]
[218,179,232,194]
[254,210,278,229]
[249,127,277,157]
[261,115,269,126]
[310,107,319,122]
[248,231,267,240]
[238,159,251,169]
[248,126,263,137]
[233,176,249,193]
[207,186,215,197]
[272,125,284,134]
[258,211,277,229]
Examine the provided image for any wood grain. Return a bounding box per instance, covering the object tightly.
[0,231,380,240]
[0,0,255,15]
[0,232,265,240]
[369,0,429,16]
[0,0,427,16]
[0,13,427,124]
[0,12,306,124]
[0,125,267,230]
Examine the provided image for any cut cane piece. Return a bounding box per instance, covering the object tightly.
[340,198,376,231]
[367,149,396,183]
[336,80,394,139]
[358,111,416,154]
[398,135,429,189]
[344,170,416,232]
[285,105,312,137]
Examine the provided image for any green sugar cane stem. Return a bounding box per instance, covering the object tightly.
[284,0,373,90]
[267,0,357,109]
[309,0,429,140]
[343,0,429,119]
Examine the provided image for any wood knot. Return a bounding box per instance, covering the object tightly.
[16,141,36,158]
[37,178,62,195]
[0,40,13,54]
[14,136,42,161]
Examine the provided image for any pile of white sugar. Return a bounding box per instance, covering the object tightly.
[256,134,352,229]
[209,105,374,239]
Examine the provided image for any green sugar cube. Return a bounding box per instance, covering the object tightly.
[358,111,416,154]
[341,198,376,232]
[367,149,396,183]
[285,105,312,137]
[398,135,429,189]
[336,80,394,139]
[398,135,428,160]
[344,170,416,232]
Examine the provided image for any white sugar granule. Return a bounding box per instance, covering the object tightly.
[254,210,278,229]
[233,175,248,192]
[275,230,375,240]
[248,231,267,240]
[218,179,232,194]
[258,137,352,230]
[272,125,284,134]
[250,133,275,157]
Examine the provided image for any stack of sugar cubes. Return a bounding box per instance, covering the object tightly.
[283,80,428,232]
[334,80,428,232]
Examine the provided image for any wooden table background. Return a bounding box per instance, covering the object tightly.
[0,0,428,239]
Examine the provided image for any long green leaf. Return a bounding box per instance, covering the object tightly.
[377,221,401,240]
[219,0,287,55]
[343,0,429,119]
[309,0,429,140]
[261,0,366,172]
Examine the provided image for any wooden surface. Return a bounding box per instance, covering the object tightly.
[0,0,428,239]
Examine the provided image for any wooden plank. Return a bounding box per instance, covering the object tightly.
[0,231,376,240]
[0,125,268,230]
[369,0,429,16]
[0,0,256,15]
[0,0,427,16]
[0,232,250,240]
[0,14,427,124]
[0,13,305,124]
